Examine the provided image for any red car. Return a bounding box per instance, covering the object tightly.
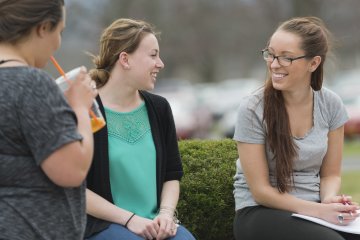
[344,97,360,138]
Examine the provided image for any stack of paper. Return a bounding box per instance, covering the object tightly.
[292,211,360,234]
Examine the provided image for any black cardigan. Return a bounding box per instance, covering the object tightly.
[85,91,183,237]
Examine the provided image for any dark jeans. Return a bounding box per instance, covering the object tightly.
[234,206,360,240]
[86,223,196,240]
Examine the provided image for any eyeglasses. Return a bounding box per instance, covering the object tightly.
[261,49,307,67]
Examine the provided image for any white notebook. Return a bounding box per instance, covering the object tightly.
[292,211,360,234]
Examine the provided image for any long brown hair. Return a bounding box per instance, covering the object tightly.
[0,0,64,44]
[263,17,332,192]
[89,18,158,88]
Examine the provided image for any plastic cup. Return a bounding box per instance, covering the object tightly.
[55,67,106,133]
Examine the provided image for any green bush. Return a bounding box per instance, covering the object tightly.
[178,139,238,240]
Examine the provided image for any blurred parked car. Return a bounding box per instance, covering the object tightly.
[343,96,360,138]
[329,70,360,138]
[331,70,360,100]
[199,78,262,138]
[197,78,262,120]
[153,79,213,139]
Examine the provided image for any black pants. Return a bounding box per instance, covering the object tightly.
[234,206,360,240]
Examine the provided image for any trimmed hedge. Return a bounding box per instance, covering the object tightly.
[177,139,238,240]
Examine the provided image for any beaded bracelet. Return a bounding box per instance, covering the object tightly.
[158,206,180,224]
[124,213,136,228]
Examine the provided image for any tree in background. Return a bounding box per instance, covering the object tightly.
[59,0,360,84]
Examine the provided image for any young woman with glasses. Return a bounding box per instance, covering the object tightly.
[233,17,360,240]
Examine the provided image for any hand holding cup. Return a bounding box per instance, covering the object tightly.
[55,66,105,133]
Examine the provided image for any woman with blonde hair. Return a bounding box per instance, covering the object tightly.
[85,18,195,240]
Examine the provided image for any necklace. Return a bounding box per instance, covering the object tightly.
[0,59,26,65]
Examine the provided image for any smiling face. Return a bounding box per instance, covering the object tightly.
[126,33,164,91]
[267,30,313,92]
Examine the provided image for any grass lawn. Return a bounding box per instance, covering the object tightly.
[341,171,360,203]
[342,141,360,202]
[344,140,360,157]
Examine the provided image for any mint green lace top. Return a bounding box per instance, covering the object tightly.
[105,102,157,219]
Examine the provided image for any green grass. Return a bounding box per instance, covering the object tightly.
[344,140,360,157]
[341,171,360,203]
[342,141,360,202]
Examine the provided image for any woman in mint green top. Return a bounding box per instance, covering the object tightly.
[106,102,157,219]
[85,18,195,240]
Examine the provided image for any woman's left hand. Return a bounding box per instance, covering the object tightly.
[322,195,359,220]
[322,195,358,206]
[153,214,177,240]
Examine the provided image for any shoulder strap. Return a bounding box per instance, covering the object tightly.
[0,59,24,65]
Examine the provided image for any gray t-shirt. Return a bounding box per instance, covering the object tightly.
[0,67,85,239]
[233,87,349,210]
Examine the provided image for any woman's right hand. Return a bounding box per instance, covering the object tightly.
[64,66,97,112]
[127,215,159,240]
[40,67,96,187]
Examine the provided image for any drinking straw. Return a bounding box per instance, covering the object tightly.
[50,56,68,81]
[50,56,98,121]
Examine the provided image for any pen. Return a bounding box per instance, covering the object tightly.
[341,194,353,216]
